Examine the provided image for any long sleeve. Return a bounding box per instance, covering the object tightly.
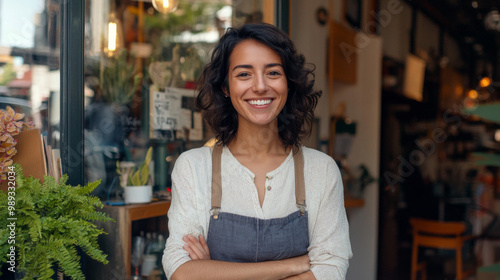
[307,157,352,280]
[162,152,206,279]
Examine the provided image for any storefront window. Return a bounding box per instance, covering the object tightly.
[83,0,267,199]
[0,0,60,147]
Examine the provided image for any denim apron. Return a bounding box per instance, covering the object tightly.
[206,145,309,262]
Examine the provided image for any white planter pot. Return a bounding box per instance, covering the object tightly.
[124,185,153,204]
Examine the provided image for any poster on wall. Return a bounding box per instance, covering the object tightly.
[149,87,203,141]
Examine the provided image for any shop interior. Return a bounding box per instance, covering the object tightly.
[1,0,500,279]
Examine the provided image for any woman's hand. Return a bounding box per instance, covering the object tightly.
[182,234,211,260]
[281,256,313,279]
[276,254,310,278]
[290,254,311,275]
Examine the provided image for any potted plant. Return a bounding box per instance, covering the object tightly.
[116,146,153,204]
[0,164,114,280]
[100,49,141,105]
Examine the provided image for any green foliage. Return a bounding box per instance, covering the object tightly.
[117,147,153,186]
[101,49,141,104]
[0,62,16,86]
[0,164,114,279]
[145,2,222,35]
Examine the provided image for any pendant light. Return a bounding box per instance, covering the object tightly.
[105,3,124,56]
[152,0,179,14]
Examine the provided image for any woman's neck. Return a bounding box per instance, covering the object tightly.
[227,122,288,158]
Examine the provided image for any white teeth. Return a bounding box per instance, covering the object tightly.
[248,99,272,105]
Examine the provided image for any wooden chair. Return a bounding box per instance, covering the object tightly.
[410,218,477,280]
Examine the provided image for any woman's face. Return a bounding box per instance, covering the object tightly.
[226,39,288,129]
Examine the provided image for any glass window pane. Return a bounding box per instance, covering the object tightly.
[0,0,61,178]
[84,0,265,199]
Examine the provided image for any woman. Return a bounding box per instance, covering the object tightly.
[162,23,352,280]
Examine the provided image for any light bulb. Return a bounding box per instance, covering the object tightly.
[152,0,179,14]
[105,13,123,56]
[467,89,478,99]
[480,77,492,88]
[108,22,117,51]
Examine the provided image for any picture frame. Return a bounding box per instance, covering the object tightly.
[149,87,203,141]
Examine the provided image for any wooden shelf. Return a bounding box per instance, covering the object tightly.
[87,200,171,280]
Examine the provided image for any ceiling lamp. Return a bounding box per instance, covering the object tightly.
[152,0,179,14]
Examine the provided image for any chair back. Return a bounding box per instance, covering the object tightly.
[410,218,466,236]
[410,218,476,280]
[410,218,467,250]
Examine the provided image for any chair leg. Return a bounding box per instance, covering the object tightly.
[420,262,427,280]
[411,241,418,280]
[456,247,463,280]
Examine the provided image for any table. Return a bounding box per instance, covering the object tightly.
[87,200,171,280]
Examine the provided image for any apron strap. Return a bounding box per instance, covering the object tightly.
[293,147,306,214]
[211,144,223,214]
[210,145,306,215]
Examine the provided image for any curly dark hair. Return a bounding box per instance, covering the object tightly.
[196,23,321,149]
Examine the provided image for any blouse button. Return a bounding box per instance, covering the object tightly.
[267,186,272,191]
[266,175,273,180]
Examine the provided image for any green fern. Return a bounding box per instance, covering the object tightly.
[0,164,114,279]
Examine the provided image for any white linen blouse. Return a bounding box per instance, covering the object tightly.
[162,146,353,279]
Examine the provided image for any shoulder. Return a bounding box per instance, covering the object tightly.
[301,146,342,182]
[177,146,212,162]
[301,146,336,166]
[173,146,212,173]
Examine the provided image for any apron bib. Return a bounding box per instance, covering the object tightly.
[206,145,309,262]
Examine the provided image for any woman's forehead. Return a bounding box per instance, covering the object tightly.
[228,39,282,66]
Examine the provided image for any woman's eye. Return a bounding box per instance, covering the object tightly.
[236,72,250,78]
[269,71,282,76]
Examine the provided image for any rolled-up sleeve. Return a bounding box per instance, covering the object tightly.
[308,158,353,280]
[162,153,204,279]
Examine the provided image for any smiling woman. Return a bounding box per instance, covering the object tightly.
[163,23,352,280]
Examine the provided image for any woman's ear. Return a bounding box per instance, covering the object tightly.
[223,87,229,97]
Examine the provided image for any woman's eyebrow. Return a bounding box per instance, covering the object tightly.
[232,64,252,71]
[232,63,284,71]
[266,63,283,68]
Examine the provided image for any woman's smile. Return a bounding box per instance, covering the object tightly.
[246,98,274,107]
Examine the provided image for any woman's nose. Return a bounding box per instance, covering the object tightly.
[253,75,268,93]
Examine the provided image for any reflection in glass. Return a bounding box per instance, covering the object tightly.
[0,0,61,147]
[84,0,264,199]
